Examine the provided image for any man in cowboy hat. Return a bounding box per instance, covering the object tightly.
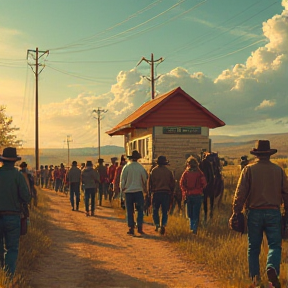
[67,160,81,211]
[96,158,107,206]
[231,140,288,288]
[148,156,175,235]
[120,150,148,235]
[0,147,31,276]
[81,160,100,216]
[108,157,118,203]
[113,155,127,200]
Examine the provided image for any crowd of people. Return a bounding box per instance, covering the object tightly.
[1,139,288,287]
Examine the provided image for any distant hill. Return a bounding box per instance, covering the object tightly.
[210,132,288,159]
[19,145,125,167]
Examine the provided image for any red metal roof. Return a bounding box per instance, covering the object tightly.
[106,87,225,136]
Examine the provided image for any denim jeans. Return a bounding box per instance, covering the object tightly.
[125,192,144,229]
[152,192,170,227]
[55,178,62,192]
[247,209,282,278]
[84,188,96,212]
[70,182,80,209]
[98,183,105,205]
[0,215,21,276]
[186,194,204,233]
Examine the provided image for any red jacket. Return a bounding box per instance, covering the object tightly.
[180,169,207,198]
[108,164,117,183]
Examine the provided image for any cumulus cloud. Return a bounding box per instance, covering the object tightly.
[255,99,276,110]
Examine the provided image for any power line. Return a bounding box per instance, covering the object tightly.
[45,64,115,83]
[49,0,189,54]
[165,0,277,60]
[48,0,164,51]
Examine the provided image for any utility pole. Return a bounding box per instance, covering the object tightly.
[92,108,108,160]
[136,53,164,99]
[27,47,49,170]
[64,135,73,167]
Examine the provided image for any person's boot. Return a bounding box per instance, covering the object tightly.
[155,224,160,232]
[86,211,90,217]
[127,227,134,236]
[267,267,281,288]
[137,226,145,235]
[250,275,263,288]
[160,226,165,235]
[72,206,75,211]
[209,211,213,219]
[91,211,94,216]
[76,204,79,211]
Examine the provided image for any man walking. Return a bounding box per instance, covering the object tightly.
[0,147,31,276]
[96,159,107,206]
[81,161,100,216]
[67,161,81,211]
[148,156,175,235]
[231,140,288,288]
[120,150,148,235]
[108,157,118,202]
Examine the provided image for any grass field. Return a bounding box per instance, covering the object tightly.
[1,159,288,287]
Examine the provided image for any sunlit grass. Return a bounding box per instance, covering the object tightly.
[165,163,288,287]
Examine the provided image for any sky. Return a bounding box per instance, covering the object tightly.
[0,0,288,149]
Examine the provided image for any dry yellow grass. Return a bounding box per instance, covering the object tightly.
[1,159,287,287]
[166,161,288,287]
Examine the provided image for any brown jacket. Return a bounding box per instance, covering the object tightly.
[233,158,288,214]
[148,165,175,194]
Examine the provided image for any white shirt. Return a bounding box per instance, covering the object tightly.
[120,161,148,193]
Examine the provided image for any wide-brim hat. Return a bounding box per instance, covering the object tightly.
[156,155,169,165]
[127,150,141,160]
[0,147,21,162]
[111,157,118,161]
[250,140,277,156]
[86,160,93,167]
[98,158,104,163]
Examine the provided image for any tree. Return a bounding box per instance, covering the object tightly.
[0,106,20,148]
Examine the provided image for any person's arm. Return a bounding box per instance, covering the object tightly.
[200,171,207,189]
[18,172,31,203]
[120,165,127,193]
[169,171,175,193]
[281,169,288,215]
[95,171,100,184]
[141,168,148,194]
[147,171,153,194]
[232,166,250,214]
[179,172,187,199]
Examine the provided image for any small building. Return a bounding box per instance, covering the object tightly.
[106,87,225,179]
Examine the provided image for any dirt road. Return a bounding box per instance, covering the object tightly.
[28,189,220,288]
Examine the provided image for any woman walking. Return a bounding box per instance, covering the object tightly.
[180,156,207,234]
